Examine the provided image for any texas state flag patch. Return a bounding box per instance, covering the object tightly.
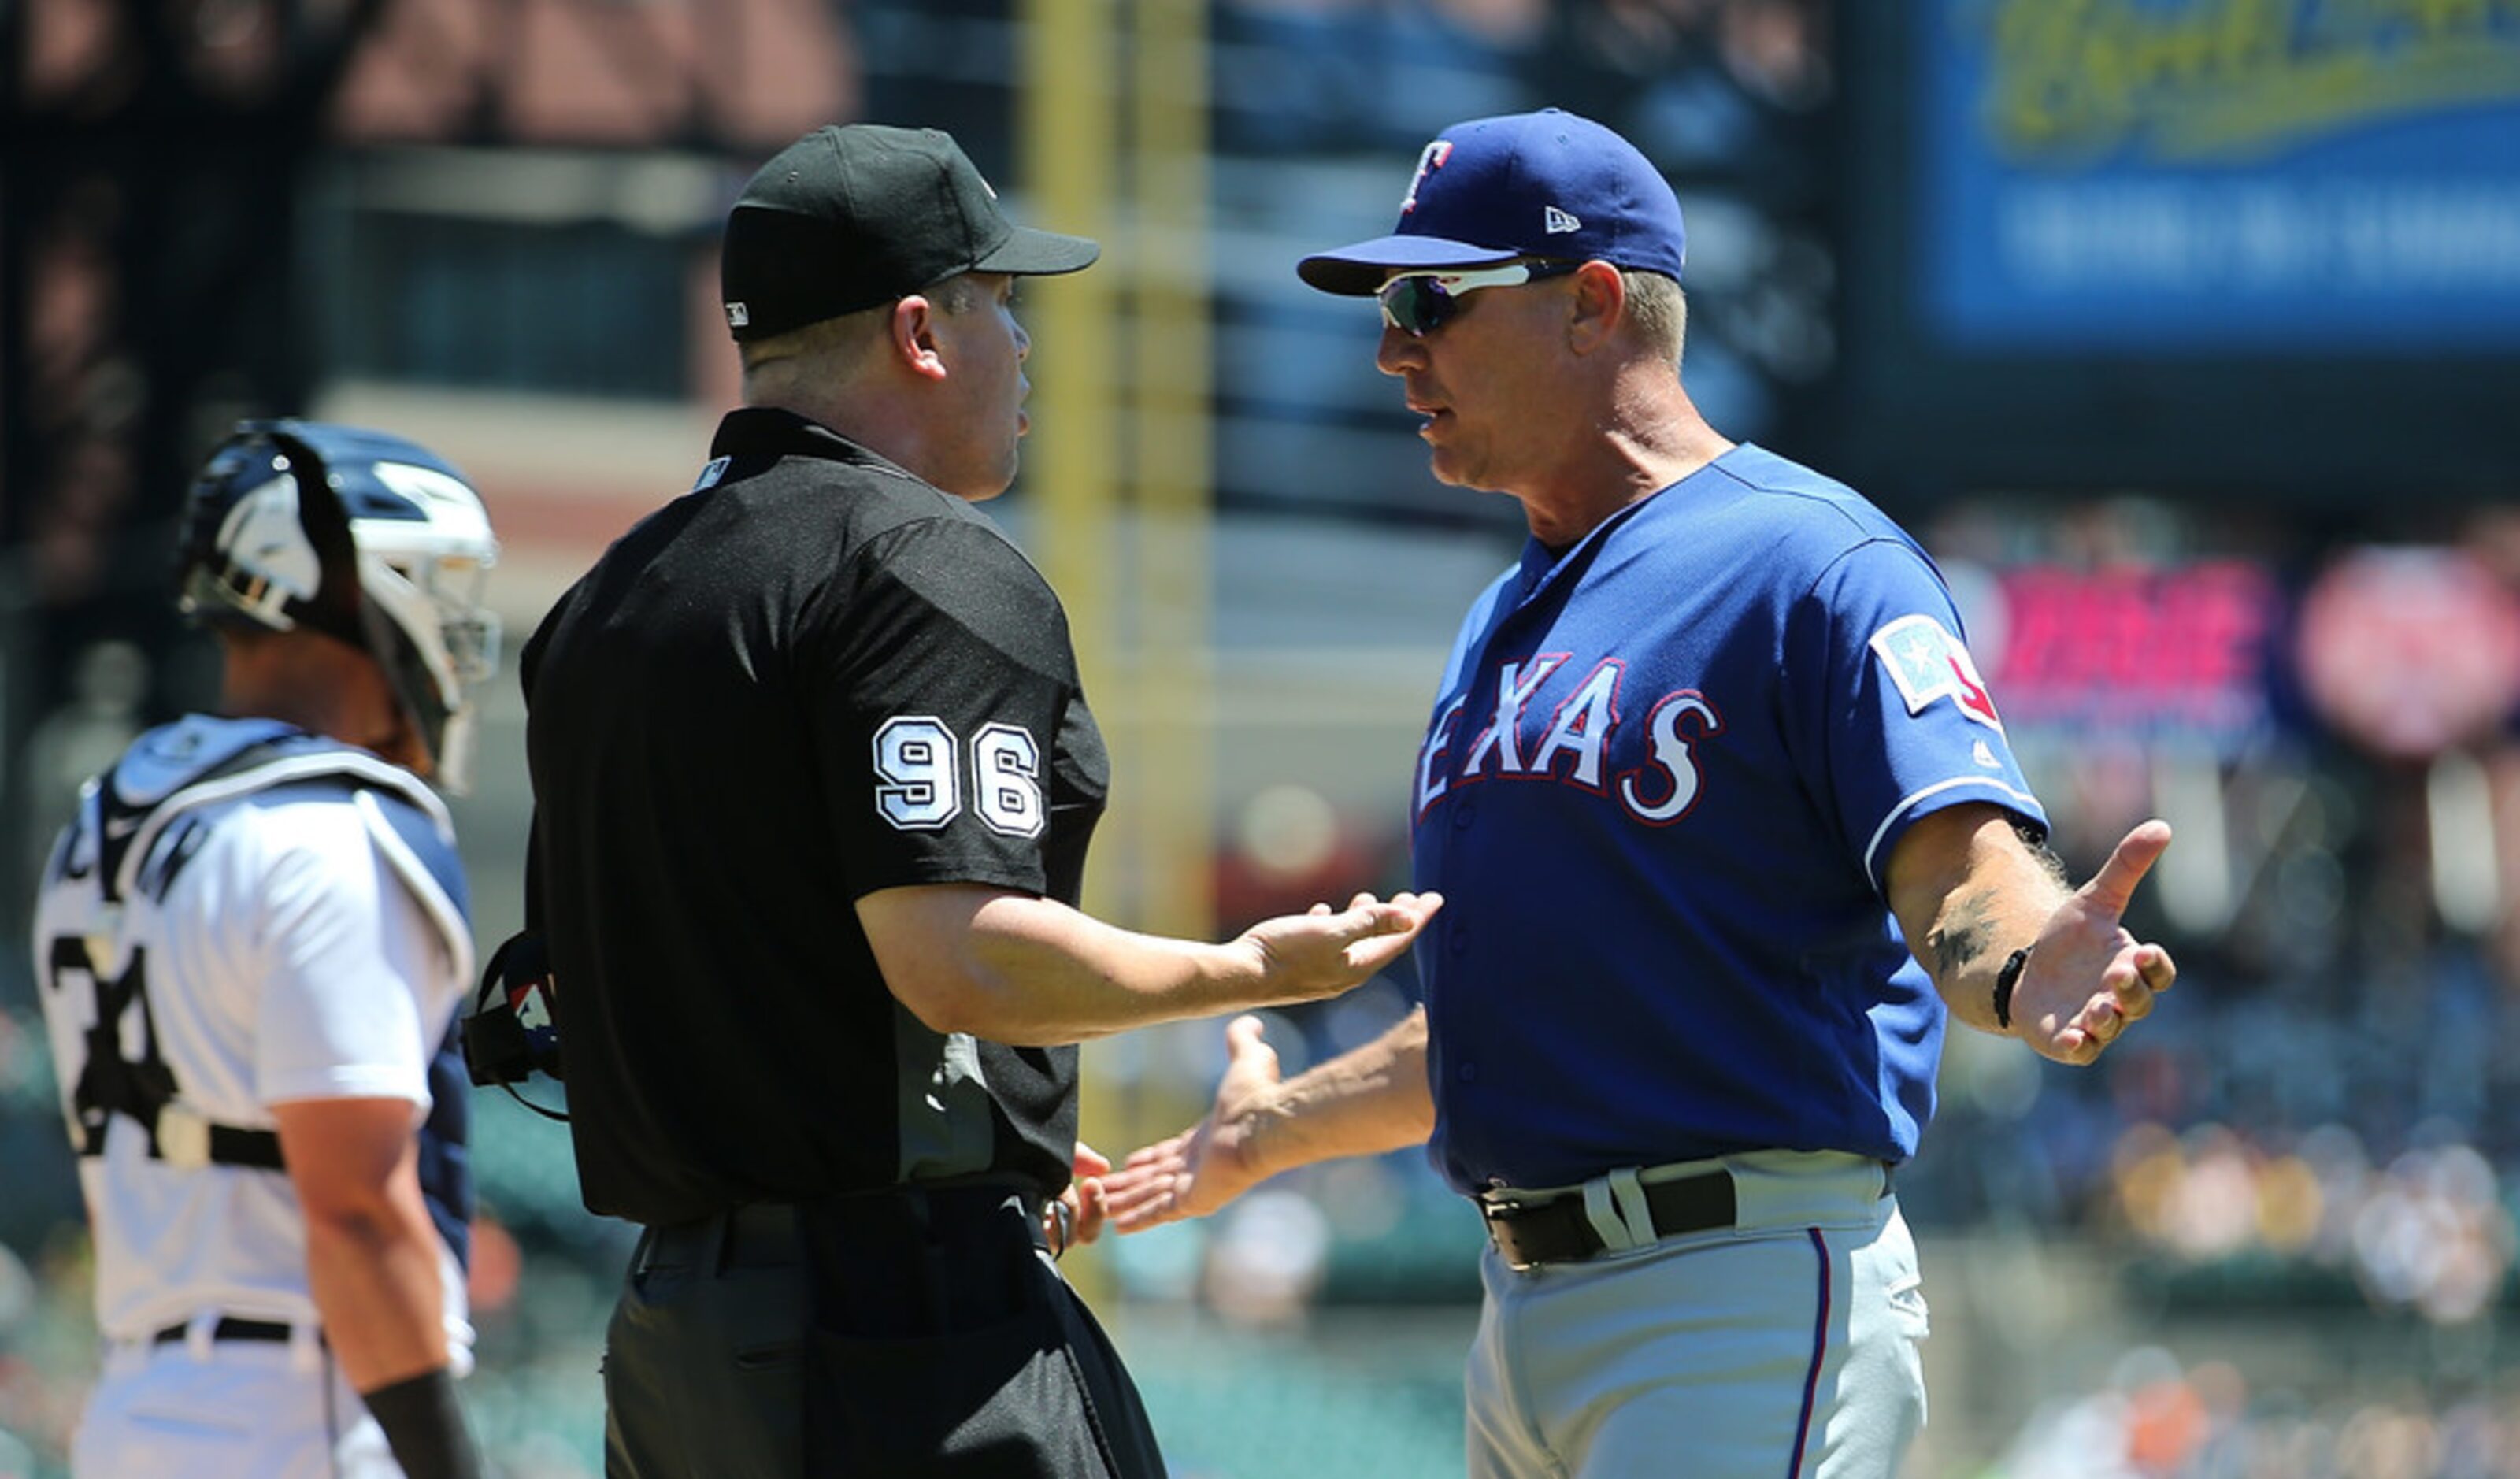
[1869,614,2003,732]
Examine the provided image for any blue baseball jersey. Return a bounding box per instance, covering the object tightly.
[1410,445,2046,1195]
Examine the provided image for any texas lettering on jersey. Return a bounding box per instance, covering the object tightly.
[1416,656,1725,828]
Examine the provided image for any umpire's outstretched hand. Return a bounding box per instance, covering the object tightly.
[1232,891,1443,1006]
[2011,820,2178,1066]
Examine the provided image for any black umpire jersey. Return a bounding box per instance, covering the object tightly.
[521,407,1109,1226]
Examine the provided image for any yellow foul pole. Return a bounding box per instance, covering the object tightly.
[1021,0,1119,712]
[1130,0,1215,943]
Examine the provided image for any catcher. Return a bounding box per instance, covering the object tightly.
[33,421,500,1478]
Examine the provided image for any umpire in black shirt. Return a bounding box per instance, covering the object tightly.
[520,124,1440,1478]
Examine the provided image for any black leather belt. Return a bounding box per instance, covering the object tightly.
[640,1181,1051,1276]
[151,1316,298,1346]
[1480,1172,1738,1268]
[642,1201,803,1274]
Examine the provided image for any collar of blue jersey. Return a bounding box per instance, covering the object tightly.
[1515,475,1677,599]
[1517,448,1758,599]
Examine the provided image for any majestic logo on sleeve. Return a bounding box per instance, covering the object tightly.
[1870,615,2003,731]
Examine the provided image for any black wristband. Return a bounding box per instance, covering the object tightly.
[361,1366,484,1479]
[1992,947,2031,1031]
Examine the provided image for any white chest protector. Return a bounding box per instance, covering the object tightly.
[32,714,476,1340]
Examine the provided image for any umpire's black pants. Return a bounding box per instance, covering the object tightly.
[602,1181,1166,1479]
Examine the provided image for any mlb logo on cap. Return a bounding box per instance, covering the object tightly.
[1298,108,1688,296]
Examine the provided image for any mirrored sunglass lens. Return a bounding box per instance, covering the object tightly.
[1379,277,1450,335]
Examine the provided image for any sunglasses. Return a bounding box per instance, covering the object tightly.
[1375,260,1581,336]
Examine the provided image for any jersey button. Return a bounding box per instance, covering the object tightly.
[1458,1062,1478,1082]
[1452,803,1476,830]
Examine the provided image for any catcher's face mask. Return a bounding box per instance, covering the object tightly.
[178,420,502,792]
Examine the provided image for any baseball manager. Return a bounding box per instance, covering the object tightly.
[1106,108,2179,1479]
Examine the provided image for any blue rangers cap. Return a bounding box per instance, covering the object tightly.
[1297,108,1687,295]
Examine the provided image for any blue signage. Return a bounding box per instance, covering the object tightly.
[1921,0,2520,351]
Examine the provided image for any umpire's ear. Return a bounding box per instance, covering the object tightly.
[891,294,948,382]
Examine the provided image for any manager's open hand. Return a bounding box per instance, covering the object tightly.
[2013,820,2179,1066]
[1103,1014,1285,1232]
[1045,1142,1112,1257]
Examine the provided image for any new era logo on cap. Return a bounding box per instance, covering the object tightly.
[725,302,750,329]
[1296,108,1687,297]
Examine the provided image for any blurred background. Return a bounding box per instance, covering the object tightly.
[5,2,2520,1475]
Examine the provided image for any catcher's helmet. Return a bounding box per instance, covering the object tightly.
[178,419,502,793]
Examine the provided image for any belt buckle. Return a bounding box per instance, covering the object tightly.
[1477,1195,1547,1271]
[155,1102,213,1169]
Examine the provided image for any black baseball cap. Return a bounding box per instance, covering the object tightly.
[720,124,1100,343]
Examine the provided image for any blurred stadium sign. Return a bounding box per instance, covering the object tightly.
[1830,3,2520,504]
[1965,548,2520,762]
[1920,0,2520,353]
[1971,559,2282,754]
[2295,547,2520,762]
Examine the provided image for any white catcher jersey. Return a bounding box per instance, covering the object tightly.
[32,714,476,1350]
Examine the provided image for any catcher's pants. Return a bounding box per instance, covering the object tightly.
[75,1323,399,1478]
[604,1185,1165,1479]
[1466,1151,1929,1479]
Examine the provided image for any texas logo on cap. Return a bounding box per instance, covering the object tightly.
[1401,140,1454,214]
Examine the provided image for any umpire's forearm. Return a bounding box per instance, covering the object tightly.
[962,895,1275,1041]
[860,884,1423,1045]
[864,890,1262,1042]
